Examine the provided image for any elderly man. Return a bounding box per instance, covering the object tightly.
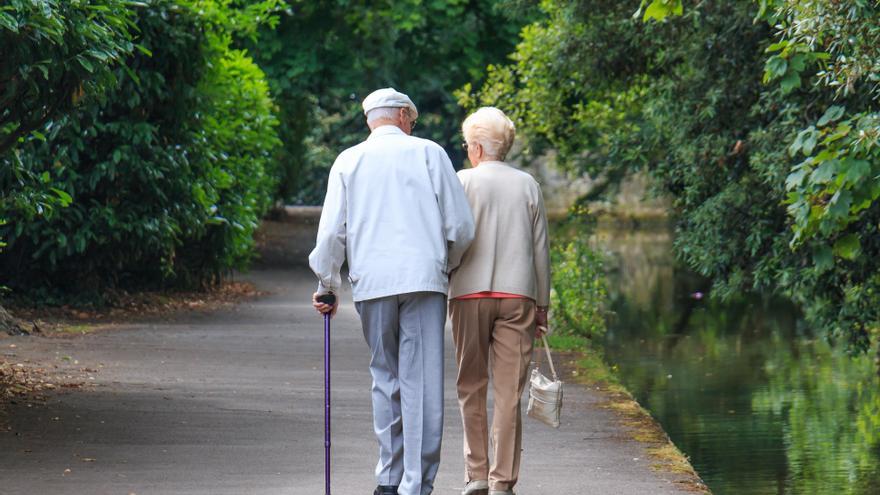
[309,88,475,495]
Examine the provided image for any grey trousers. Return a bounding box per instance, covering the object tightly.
[355,291,446,495]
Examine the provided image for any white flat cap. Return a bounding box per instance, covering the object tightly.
[362,87,418,119]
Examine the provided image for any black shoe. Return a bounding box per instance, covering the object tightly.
[374,486,398,495]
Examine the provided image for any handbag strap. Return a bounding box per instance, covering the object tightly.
[534,330,558,381]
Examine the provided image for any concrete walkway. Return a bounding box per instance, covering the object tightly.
[0,268,693,494]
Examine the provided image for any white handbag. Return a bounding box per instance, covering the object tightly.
[527,332,563,428]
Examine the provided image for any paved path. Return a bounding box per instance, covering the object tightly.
[0,268,693,494]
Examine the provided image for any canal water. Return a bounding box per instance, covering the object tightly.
[588,224,880,495]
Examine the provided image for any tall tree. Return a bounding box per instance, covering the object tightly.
[243,0,535,203]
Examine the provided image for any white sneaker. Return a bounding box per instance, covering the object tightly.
[462,480,489,495]
[488,490,515,495]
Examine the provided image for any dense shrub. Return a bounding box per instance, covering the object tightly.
[551,234,608,339]
[180,48,281,281]
[0,1,280,301]
[0,0,136,155]
[1,0,136,265]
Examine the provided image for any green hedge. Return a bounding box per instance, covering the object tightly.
[0,1,280,301]
[0,0,136,269]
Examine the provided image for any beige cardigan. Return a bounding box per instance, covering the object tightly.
[449,161,551,306]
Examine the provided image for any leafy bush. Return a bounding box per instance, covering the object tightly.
[551,237,608,339]
[1,0,136,269]
[180,48,281,281]
[0,0,280,300]
[0,0,136,155]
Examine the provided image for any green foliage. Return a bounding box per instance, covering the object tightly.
[775,0,880,101]
[775,2,880,258]
[457,0,652,187]
[244,0,534,204]
[0,0,138,268]
[785,111,880,248]
[551,234,608,339]
[0,0,138,154]
[182,47,282,277]
[638,0,683,21]
[762,40,828,95]
[0,0,281,299]
[465,0,880,353]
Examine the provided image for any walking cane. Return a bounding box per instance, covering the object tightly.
[316,293,337,495]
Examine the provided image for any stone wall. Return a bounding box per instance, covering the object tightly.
[515,155,669,220]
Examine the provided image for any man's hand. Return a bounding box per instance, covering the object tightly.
[313,292,339,317]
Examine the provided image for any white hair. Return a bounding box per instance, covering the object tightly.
[366,106,407,124]
[462,107,515,160]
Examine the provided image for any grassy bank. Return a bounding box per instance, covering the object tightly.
[542,334,709,492]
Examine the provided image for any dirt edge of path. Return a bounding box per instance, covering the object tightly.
[2,280,266,337]
[0,279,267,430]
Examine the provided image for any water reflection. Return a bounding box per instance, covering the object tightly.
[586,224,880,495]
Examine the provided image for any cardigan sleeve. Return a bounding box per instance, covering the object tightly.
[532,181,551,307]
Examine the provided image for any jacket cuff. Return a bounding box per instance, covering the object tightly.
[316,280,335,295]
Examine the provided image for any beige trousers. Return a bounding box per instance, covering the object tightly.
[449,298,536,492]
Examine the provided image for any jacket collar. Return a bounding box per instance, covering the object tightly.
[368,125,406,140]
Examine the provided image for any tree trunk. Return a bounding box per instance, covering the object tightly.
[0,304,27,335]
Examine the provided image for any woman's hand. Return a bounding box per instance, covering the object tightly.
[536,305,548,337]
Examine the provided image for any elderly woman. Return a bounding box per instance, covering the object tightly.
[449,107,551,495]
